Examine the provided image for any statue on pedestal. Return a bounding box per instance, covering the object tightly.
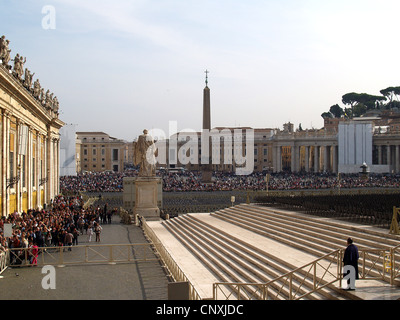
[33,79,41,99]
[0,37,11,68]
[12,53,26,80]
[24,68,35,90]
[134,129,157,177]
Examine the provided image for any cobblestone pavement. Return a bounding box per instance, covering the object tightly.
[0,217,169,300]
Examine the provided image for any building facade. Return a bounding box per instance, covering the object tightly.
[0,40,64,217]
[76,132,128,173]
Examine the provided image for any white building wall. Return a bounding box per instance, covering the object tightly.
[60,124,77,176]
[339,121,389,173]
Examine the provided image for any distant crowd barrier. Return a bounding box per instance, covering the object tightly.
[254,189,400,229]
[6,243,157,267]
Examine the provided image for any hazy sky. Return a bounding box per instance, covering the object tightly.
[2,0,400,140]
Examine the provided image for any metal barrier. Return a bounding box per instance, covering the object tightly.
[214,249,341,300]
[0,251,9,275]
[390,244,400,285]
[142,219,202,300]
[213,247,400,300]
[7,243,157,267]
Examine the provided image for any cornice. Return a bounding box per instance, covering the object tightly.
[0,65,63,127]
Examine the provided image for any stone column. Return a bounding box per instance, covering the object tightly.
[396,145,400,173]
[378,146,382,165]
[305,146,310,172]
[314,146,319,173]
[295,145,300,172]
[276,146,282,172]
[332,145,338,173]
[291,145,296,173]
[1,110,11,216]
[324,146,329,172]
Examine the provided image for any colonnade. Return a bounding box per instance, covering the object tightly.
[0,65,63,217]
[374,144,400,173]
[273,144,338,174]
[0,109,61,216]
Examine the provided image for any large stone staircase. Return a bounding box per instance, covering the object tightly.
[151,204,400,300]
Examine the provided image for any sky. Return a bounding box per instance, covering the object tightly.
[1,0,400,141]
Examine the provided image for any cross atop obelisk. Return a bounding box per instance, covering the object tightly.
[205,69,209,87]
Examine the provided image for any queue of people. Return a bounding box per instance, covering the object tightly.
[0,195,106,264]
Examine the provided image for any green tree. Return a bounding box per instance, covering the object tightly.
[380,86,400,103]
[329,104,344,118]
[357,93,386,110]
[344,107,353,118]
[342,92,386,114]
[321,112,333,119]
[342,92,360,109]
[353,103,367,117]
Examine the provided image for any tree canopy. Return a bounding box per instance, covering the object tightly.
[321,86,400,120]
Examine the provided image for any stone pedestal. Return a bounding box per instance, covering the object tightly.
[201,170,213,184]
[133,176,162,221]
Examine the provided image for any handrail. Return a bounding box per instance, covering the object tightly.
[390,244,400,285]
[213,249,341,300]
[213,246,400,300]
[142,218,203,300]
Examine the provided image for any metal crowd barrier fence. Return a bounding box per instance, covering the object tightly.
[0,251,9,275]
[251,187,400,199]
[6,243,158,267]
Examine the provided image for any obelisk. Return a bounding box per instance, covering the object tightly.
[203,70,211,130]
[202,70,213,183]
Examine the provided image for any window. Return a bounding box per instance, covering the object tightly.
[113,149,119,161]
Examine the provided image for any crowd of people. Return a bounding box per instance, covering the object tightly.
[60,170,400,194]
[0,195,111,263]
[3,169,400,259]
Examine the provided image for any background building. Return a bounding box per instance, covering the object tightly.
[76,132,128,173]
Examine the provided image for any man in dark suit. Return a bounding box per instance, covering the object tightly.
[343,237,359,290]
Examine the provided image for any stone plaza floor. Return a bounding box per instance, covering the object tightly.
[0,217,169,300]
